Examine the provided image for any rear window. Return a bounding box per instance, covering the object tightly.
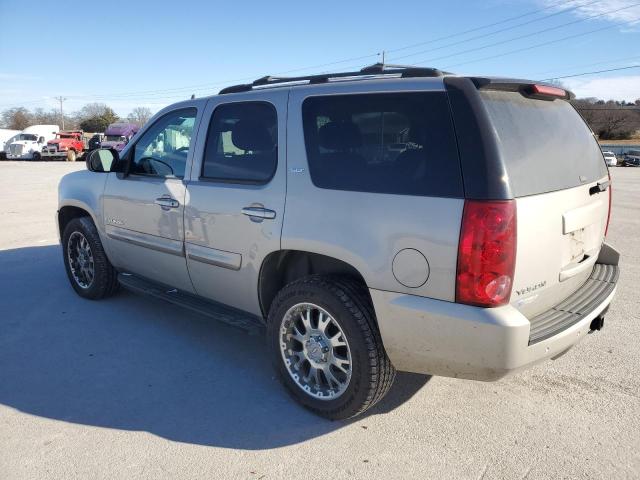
[302,92,463,198]
[480,90,607,197]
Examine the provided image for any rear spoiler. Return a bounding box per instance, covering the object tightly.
[468,77,575,101]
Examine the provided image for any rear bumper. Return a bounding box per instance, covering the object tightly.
[371,245,620,381]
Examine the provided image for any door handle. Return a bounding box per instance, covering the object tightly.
[241,206,276,220]
[155,197,180,209]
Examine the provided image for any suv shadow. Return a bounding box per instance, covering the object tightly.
[0,245,430,449]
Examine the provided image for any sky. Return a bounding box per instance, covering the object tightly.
[0,0,639,118]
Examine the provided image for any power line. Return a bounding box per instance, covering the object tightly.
[385,0,578,54]
[541,64,640,80]
[438,16,640,69]
[389,0,602,62]
[525,54,640,77]
[406,2,640,67]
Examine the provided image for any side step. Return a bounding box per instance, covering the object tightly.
[117,273,264,335]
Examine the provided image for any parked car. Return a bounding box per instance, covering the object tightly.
[100,123,139,151]
[42,131,85,161]
[622,149,640,167]
[58,64,619,419]
[602,151,617,167]
[0,128,21,160]
[6,124,59,160]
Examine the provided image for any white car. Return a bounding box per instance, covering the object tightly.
[602,151,617,167]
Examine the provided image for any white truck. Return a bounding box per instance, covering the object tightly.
[0,128,21,160]
[6,124,59,160]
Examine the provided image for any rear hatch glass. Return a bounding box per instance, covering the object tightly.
[479,90,609,318]
[480,90,607,197]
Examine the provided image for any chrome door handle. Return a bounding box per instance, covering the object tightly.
[155,197,180,209]
[241,206,276,219]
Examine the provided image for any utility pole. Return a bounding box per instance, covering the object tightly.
[55,96,66,130]
[381,50,386,66]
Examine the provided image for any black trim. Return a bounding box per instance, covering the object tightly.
[444,77,513,200]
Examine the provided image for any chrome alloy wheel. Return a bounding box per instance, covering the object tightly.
[67,231,95,289]
[279,303,352,400]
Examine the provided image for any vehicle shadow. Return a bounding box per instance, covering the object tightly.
[0,245,430,449]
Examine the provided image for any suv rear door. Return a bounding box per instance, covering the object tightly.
[477,88,610,318]
[184,90,288,316]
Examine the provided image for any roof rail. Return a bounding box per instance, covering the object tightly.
[219,63,444,94]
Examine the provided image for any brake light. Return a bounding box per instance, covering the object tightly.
[456,200,517,307]
[605,172,612,236]
[530,84,567,98]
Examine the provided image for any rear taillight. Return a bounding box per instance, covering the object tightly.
[456,200,517,307]
[605,172,612,236]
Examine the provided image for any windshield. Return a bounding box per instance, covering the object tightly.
[18,134,38,141]
[57,134,75,139]
[105,135,126,142]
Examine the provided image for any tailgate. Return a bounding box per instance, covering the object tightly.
[479,89,610,318]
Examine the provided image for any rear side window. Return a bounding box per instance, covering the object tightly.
[302,92,463,197]
[480,91,607,197]
[202,102,277,183]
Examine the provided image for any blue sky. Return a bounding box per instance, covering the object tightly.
[1,0,639,117]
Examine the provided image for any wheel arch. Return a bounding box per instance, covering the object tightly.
[57,202,97,240]
[258,250,371,319]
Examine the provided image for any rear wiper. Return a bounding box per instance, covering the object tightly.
[589,180,610,196]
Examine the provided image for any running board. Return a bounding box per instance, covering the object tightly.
[117,273,264,335]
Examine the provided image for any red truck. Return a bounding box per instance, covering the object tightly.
[42,131,86,161]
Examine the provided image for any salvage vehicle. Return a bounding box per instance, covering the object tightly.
[622,150,640,167]
[100,122,139,151]
[57,64,620,419]
[43,131,86,161]
[602,151,617,167]
[6,124,59,160]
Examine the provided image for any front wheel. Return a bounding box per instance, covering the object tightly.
[62,216,119,299]
[32,152,41,161]
[267,275,396,420]
[66,150,77,162]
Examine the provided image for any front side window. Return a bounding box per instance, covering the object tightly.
[302,92,463,197]
[201,102,277,183]
[130,108,196,178]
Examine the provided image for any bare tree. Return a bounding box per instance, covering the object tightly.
[127,107,153,127]
[1,107,32,130]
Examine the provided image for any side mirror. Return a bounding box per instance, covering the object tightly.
[86,148,119,173]
[38,136,45,143]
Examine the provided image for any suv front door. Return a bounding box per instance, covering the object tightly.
[184,91,288,315]
[102,105,202,292]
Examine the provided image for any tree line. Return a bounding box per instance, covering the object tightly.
[1,97,639,140]
[0,103,153,133]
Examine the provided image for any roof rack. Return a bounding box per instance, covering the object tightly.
[219,63,444,94]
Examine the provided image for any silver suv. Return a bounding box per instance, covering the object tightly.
[57,64,620,419]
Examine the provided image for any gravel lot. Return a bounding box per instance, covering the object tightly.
[0,161,638,480]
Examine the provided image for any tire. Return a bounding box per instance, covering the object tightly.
[267,275,395,420]
[62,216,119,300]
[67,150,77,162]
[32,152,41,161]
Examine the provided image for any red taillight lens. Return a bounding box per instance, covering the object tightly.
[456,200,517,307]
[531,84,567,98]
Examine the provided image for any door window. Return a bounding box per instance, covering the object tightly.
[201,102,277,183]
[130,108,197,178]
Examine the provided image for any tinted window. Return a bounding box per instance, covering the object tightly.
[480,91,607,197]
[130,108,196,178]
[302,92,462,197]
[202,102,277,183]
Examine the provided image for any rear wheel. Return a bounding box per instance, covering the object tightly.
[66,150,77,162]
[267,275,395,419]
[62,217,119,299]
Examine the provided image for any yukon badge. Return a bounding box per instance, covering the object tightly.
[107,217,124,226]
[515,281,547,296]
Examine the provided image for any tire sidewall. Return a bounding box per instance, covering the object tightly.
[267,279,374,417]
[62,217,110,299]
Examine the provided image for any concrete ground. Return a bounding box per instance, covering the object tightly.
[0,161,638,480]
